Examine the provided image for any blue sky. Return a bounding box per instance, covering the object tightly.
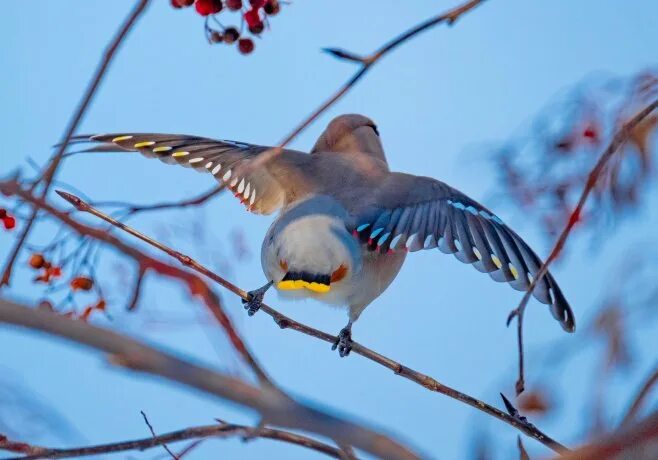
[1,1,657,458]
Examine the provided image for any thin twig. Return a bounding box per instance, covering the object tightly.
[0,299,418,460]
[140,411,179,460]
[246,0,487,173]
[0,421,347,460]
[128,265,147,311]
[1,181,273,388]
[0,0,150,288]
[91,185,224,216]
[507,98,658,395]
[517,436,530,460]
[555,410,658,460]
[43,187,569,454]
[620,364,658,427]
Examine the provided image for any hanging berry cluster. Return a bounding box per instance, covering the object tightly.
[28,253,63,284]
[171,0,282,55]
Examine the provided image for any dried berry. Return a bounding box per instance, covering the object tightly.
[80,306,94,321]
[224,27,240,43]
[210,31,224,43]
[195,0,223,16]
[263,0,279,15]
[238,37,254,54]
[249,0,266,7]
[48,266,62,278]
[95,299,107,311]
[70,276,94,291]
[29,253,46,269]
[226,0,242,10]
[171,0,195,7]
[0,208,6,219]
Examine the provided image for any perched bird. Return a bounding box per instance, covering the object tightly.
[80,114,575,356]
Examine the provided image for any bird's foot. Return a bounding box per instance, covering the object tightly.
[331,325,353,357]
[242,281,273,316]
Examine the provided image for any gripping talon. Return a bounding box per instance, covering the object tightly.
[242,281,273,316]
[332,324,353,357]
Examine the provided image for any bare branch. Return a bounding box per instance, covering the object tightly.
[0,299,419,460]
[0,0,151,288]
[555,411,658,460]
[0,420,347,460]
[507,97,658,395]
[127,265,147,311]
[1,181,273,387]
[517,436,530,460]
[28,185,570,454]
[90,185,224,217]
[620,364,658,427]
[140,411,179,460]
[246,0,487,173]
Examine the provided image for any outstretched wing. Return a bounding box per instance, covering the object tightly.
[76,133,308,215]
[351,173,575,332]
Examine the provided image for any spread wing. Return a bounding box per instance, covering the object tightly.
[74,133,309,215]
[351,173,575,332]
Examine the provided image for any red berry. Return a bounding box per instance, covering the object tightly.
[244,8,261,27]
[0,208,6,219]
[224,27,240,43]
[3,216,16,230]
[238,37,255,54]
[171,0,195,7]
[195,0,223,16]
[249,0,266,7]
[226,0,242,10]
[29,254,46,269]
[249,21,264,34]
[263,0,279,15]
[583,127,597,140]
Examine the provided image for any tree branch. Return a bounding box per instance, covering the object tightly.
[0,299,418,460]
[1,181,273,388]
[555,411,658,460]
[0,0,151,288]
[246,0,487,173]
[507,97,658,395]
[90,185,224,217]
[140,411,179,460]
[620,364,658,427]
[0,181,570,454]
[0,419,347,460]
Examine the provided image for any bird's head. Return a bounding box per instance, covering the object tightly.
[311,114,386,163]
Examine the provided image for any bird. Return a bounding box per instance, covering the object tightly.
[78,114,575,356]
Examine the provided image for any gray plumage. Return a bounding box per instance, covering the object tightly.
[80,114,575,355]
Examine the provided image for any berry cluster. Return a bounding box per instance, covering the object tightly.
[171,0,282,55]
[28,253,62,283]
[0,208,16,230]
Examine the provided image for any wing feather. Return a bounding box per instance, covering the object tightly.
[351,173,575,332]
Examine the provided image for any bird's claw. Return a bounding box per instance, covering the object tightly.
[242,281,273,316]
[331,326,353,357]
[242,289,265,316]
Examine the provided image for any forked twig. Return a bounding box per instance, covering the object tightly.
[507,98,658,395]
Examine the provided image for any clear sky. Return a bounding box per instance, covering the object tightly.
[1,1,657,459]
